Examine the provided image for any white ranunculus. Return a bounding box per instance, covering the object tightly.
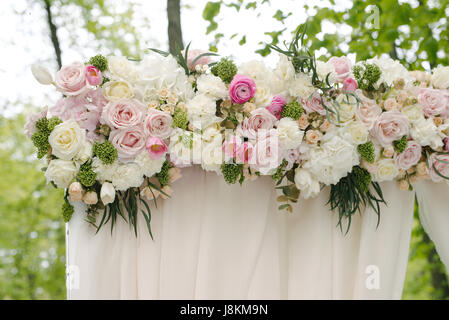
[294,168,320,199]
[185,93,219,129]
[196,74,228,100]
[431,66,449,89]
[74,141,92,164]
[91,157,118,183]
[401,104,423,123]
[112,162,144,191]
[100,182,115,205]
[45,159,77,188]
[410,118,444,149]
[134,151,166,177]
[31,64,53,85]
[346,120,369,145]
[335,94,357,123]
[288,73,315,99]
[49,120,86,160]
[374,158,398,182]
[277,117,304,149]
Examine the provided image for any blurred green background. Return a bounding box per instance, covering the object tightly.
[0,0,448,299]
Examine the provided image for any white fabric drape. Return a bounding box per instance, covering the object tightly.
[66,167,415,300]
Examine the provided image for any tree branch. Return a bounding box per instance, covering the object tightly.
[167,0,184,55]
[44,0,62,69]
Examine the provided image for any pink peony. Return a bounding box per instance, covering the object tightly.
[304,91,326,115]
[144,109,173,139]
[146,136,168,160]
[343,78,357,92]
[395,140,422,170]
[428,153,449,182]
[102,99,145,130]
[328,56,352,82]
[85,65,102,86]
[109,125,146,162]
[183,49,212,71]
[238,108,277,139]
[418,88,446,118]
[229,74,256,104]
[370,110,409,146]
[55,61,88,96]
[266,95,286,120]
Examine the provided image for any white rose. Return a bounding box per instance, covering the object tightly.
[253,85,273,108]
[112,162,144,191]
[431,66,449,89]
[277,117,304,149]
[335,94,357,122]
[401,104,423,123]
[31,64,53,85]
[346,121,369,145]
[102,81,134,100]
[196,74,228,99]
[107,56,139,83]
[288,73,315,99]
[45,159,76,188]
[410,118,444,149]
[374,158,398,182]
[294,168,320,199]
[201,137,223,173]
[49,120,85,160]
[134,151,166,177]
[74,141,92,164]
[100,182,115,205]
[316,60,337,84]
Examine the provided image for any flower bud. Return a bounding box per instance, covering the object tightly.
[100,182,115,205]
[31,64,54,85]
[83,191,98,205]
[68,182,83,202]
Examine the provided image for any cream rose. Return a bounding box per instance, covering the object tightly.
[431,66,449,89]
[346,121,369,145]
[103,81,134,100]
[49,120,86,160]
[401,104,423,123]
[335,94,357,123]
[45,159,77,188]
[374,159,399,182]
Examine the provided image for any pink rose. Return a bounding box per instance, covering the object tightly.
[85,65,102,86]
[395,141,422,170]
[428,153,449,182]
[370,110,409,146]
[102,99,145,130]
[418,88,446,117]
[304,91,326,115]
[24,107,47,138]
[109,125,146,162]
[183,49,212,71]
[236,141,254,164]
[229,74,256,104]
[222,135,243,159]
[343,78,357,92]
[238,108,277,139]
[328,56,352,82]
[249,129,283,174]
[144,109,173,139]
[266,95,286,120]
[355,91,382,130]
[55,61,88,96]
[146,136,168,160]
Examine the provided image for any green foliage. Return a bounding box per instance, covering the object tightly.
[172,107,189,130]
[31,117,61,159]
[357,141,375,163]
[203,1,221,34]
[394,136,408,154]
[281,100,303,120]
[272,159,287,181]
[61,199,74,222]
[77,161,96,187]
[88,54,108,71]
[353,63,381,91]
[221,163,243,184]
[155,160,171,187]
[93,140,117,165]
[211,58,238,83]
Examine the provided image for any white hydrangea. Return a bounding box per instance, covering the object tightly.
[277,117,304,149]
[185,93,220,129]
[288,73,315,100]
[367,55,412,88]
[134,151,166,178]
[112,162,144,191]
[410,117,444,150]
[196,74,228,100]
[92,157,118,183]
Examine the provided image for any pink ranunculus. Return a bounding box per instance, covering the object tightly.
[183,49,212,71]
[266,95,286,120]
[395,140,422,170]
[370,110,409,146]
[102,99,145,130]
[355,91,382,130]
[229,74,256,104]
[328,56,352,82]
[343,78,358,92]
[304,91,326,115]
[428,153,449,182]
[109,125,146,162]
[236,141,254,164]
[24,107,48,138]
[55,61,88,96]
[238,108,277,140]
[146,136,168,160]
[418,88,446,118]
[144,109,173,139]
[85,65,102,86]
[249,129,283,174]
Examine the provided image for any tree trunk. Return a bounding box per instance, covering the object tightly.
[167,0,184,55]
[44,0,62,69]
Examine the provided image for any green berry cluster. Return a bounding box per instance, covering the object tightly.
[353,63,381,91]
[357,141,375,163]
[173,108,189,130]
[77,162,97,187]
[393,136,408,154]
[353,166,372,193]
[62,199,74,223]
[156,160,171,187]
[221,163,243,184]
[31,117,62,159]
[281,100,303,120]
[93,140,117,165]
[88,54,108,72]
[211,58,237,84]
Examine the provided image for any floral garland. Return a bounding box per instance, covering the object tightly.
[26,28,449,236]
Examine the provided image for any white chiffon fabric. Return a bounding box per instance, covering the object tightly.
[66,166,417,300]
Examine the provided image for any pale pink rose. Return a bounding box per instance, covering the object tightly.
[238,108,277,139]
[236,141,254,164]
[370,110,409,146]
[320,119,331,132]
[397,91,408,104]
[328,56,351,82]
[55,61,88,96]
[305,130,322,144]
[146,136,168,160]
[428,153,449,182]
[229,74,256,104]
[267,95,286,120]
[24,107,47,138]
[183,49,212,71]
[355,91,382,129]
[304,91,326,115]
[343,78,357,92]
[384,98,398,111]
[85,65,102,86]
[361,159,377,175]
[298,114,309,130]
[249,129,282,174]
[144,109,173,139]
[109,125,146,162]
[418,88,446,117]
[395,140,422,170]
[102,99,145,130]
[383,146,394,158]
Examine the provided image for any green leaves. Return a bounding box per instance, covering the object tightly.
[203,1,221,34]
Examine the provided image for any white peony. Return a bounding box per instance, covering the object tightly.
[401,104,423,123]
[134,151,166,177]
[49,120,86,160]
[100,182,115,205]
[410,118,444,149]
[112,162,144,191]
[374,158,398,182]
[430,66,449,89]
[294,168,321,199]
[346,120,369,145]
[288,73,315,100]
[91,157,118,183]
[277,117,304,149]
[185,93,220,129]
[45,159,77,188]
[196,74,228,100]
